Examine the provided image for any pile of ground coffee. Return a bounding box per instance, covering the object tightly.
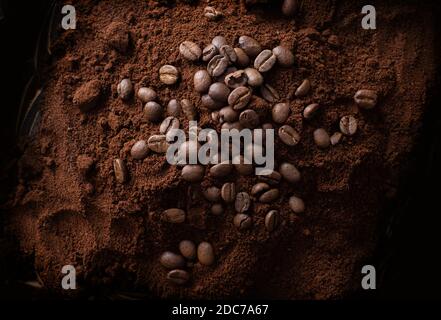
[4,0,439,299]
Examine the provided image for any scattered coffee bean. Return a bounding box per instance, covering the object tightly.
[219,106,239,123]
[254,49,277,73]
[179,41,202,61]
[201,94,224,110]
[216,66,237,84]
[219,45,237,63]
[339,115,358,136]
[210,161,233,178]
[163,208,186,224]
[354,89,377,109]
[208,82,230,102]
[234,48,250,68]
[160,116,180,139]
[148,134,169,153]
[181,165,205,182]
[258,170,282,185]
[235,192,251,213]
[295,79,311,97]
[179,240,197,260]
[167,269,190,285]
[233,213,252,230]
[144,101,163,122]
[197,242,215,266]
[239,109,260,129]
[117,78,133,100]
[282,0,298,17]
[131,140,149,160]
[272,103,291,124]
[181,99,197,120]
[212,36,227,49]
[137,87,157,103]
[272,46,295,67]
[203,186,221,202]
[160,251,186,269]
[313,128,330,149]
[279,162,301,183]
[238,35,262,58]
[244,68,264,87]
[224,70,248,89]
[259,188,279,203]
[303,103,320,119]
[211,203,224,215]
[113,158,128,184]
[167,99,182,117]
[204,6,222,21]
[260,83,280,102]
[159,65,180,85]
[221,182,236,203]
[228,86,252,110]
[265,210,280,232]
[330,132,343,145]
[202,44,219,62]
[233,155,253,175]
[251,182,270,198]
[194,70,212,93]
[289,195,305,213]
[278,125,300,146]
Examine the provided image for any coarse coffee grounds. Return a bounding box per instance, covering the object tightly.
[3,0,440,299]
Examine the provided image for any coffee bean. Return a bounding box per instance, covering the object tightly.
[219,106,239,123]
[289,195,305,213]
[258,170,282,185]
[137,87,157,103]
[238,35,262,58]
[233,155,253,175]
[313,128,330,148]
[278,125,300,146]
[144,101,163,122]
[131,140,149,160]
[330,132,343,145]
[179,240,197,260]
[279,162,301,183]
[259,188,279,203]
[239,109,260,129]
[194,70,212,93]
[260,83,280,102]
[160,251,186,269]
[272,46,295,67]
[208,82,230,102]
[219,45,237,63]
[222,121,243,131]
[254,49,277,73]
[233,213,252,230]
[339,115,358,136]
[282,0,298,17]
[201,94,224,110]
[159,65,179,85]
[202,44,219,62]
[244,68,264,87]
[181,99,197,120]
[212,36,227,49]
[203,186,221,202]
[235,192,251,213]
[211,111,220,123]
[272,103,291,124]
[354,89,377,109]
[181,165,205,182]
[163,208,186,224]
[204,6,222,21]
[295,79,311,97]
[228,86,252,110]
[160,116,180,139]
[221,182,236,203]
[148,134,169,153]
[117,78,133,100]
[167,269,190,285]
[197,242,215,266]
[234,48,250,68]
[113,158,128,184]
[208,55,229,77]
[265,210,280,232]
[303,103,320,119]
[211,203,224,215]
[167,99,182,117]
[224,70,248,89]
[251,182,270,198]
[179,41,202,61]
[210,161,233,178]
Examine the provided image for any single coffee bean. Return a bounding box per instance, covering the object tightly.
[224,70,247,89]
[233,155,253,175]
[222,121,243,131]
[181,165,205,182]
[204,6,222,21]
[131,140,149,160]
[251,182,270,198]
[289,195,305,213]
[278,125,300,146]
[203,186,221,202]
[233,213,252,230]
[212,36,227,49]
[137,87,157,103]
[235,192,251,213]
[282,0,298,17]
[219,45,237,63]
[303,103,320,119]
[234,48,250,68]
[167,99,182,117]
[221,182,236,203]
[202,44,219,62]
[117,78,133,100]
[219,106,239,123]
[272,103,291,124]
[194,70,212,93]
[354,89,377,109]
[113,158,128,184]
[330,132,343,145]
[197,242,215,266]
[239,109,260,129]
[159,65,179,85]
[259,188,279,203]
[160,116,180,139]
[201,94,224,110]
[167,269,190,285]
[272,46,295,67]
[208,82,230,102]
[179,41,202,61]
[181,99,197,120]
[228,86,252,110]
[260,83,280,102]
[339,115,358,136]
[238,35,262,58]
[163,208,186,224]
[210,161,233,178]
[148,134,169,153]
[313,128,330,149]
[295,79,311,97]
[144,101,163,122]
[254,49,277,73]
[258,170,282,185]
[279,162,301,183]
[179,240,197,260]
[211,203,224,215]
[160,251,186,269]
[244,68,264,87]
[265,210,280,232]
[208,55,229,77]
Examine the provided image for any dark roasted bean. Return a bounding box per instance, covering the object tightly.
[238,35,262,58]
[279,162,301,183]
[137,87,156,103]
[117,78,133,100]
[212,36,227,49]
[278,125,300,146]
[221,182,236,203]
[160,251,186,269]
[219,45,237,63]
[179,41,202,61]
[202,44,219,62]
[272,46,295,67]
[258,170,281,185]
[224,70,247,89]
[282,0,298,17]
[239,109,260,129]
[259,188,279,203]
[144,101,163,122]
[210,161,233,178]
[254,49,276,73]
[148,134,169,153]
[354,89,377,109]
[260,83,280,102]
[330,132,343,145]
[339,115,358,135]
[289,195,305,213]
[219,106,239,123]
[167,269,190,285]
[163,208,186,224]
[203,186,222,202]
[235,192,251,213]
[194,70,212,93]
[234,48,250,67]
[181,165,205,182]
[233,155,254,175]
[251,182,270,198]
[244,68,264,87]
[228,86,252,110]
[201,94,224,110]
[313,128,330,148]
[179,240,197,260]
[265,210,280,232]
[233,213,252,230]
[167,99,181,117]
[159,65,179,85]
[295,79,311,97]
[197,242,215,265]
[211,203,224,215]
[131,140,149,160]
[208,82,230,102]
[208,55,229,77]
[303,103,320,119]
[113,158,128,184]
[181,99,197,120]
[272,103,291,124]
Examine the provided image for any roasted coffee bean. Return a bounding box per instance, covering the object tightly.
[282,0,298,17]
[251,182,270,198]
[234,48,250,67]
[233,213,252,230]
[167,99,182,117]
[221,121,243,131]
[163,208,186,224]
[238,35,262,58]
[148,134,169,153]
[160,251,186,269]
[137,87,157,103]
[179,41,202,61]
[254,49,277,73]
[313,128,330,148]
[113,158,128,184]
[265,210,280,232]
[194,70,212,93]
[208,82,230,102]
[179,240,197,260]
[279,162,301,183]
[210,161,233,178]
[272,103,291,124]
[330,132,343,145]
[219,106,239,123]
[144,101,163,122]
[219,45,237,63]
[216,66,237,84]
[203,186,221,202]
[259,188,279,203]
[339,115,358,136]
[303,103,320,119]
[204,6,222,21]
[354,89,377,109]
[117,78,133,100]
[197,242,215,266]
[131,140,149,160]
[278,125,300,146]
[233,155,253,175]
[260,83,280,102]
[181,99,197,120]
[182,165,205,182]
[295,79,311,97]
[208,55,229,77]
[159,65,179,85]
[244,68,264,87]
[224,70,247,89]
[211,111,220,123]
[235,192,251,213]
[202,44,219,62]
[160,116,180,139]
[167,269,190,285]
[258,170,282,185]
[201,94,224,110]
[289,195,305,213]
[272,46,295,67]
[212,36,227,49]
[211,203,224,215]
[228,86,252,110]
[221,182,236,203]
[239,109,260,129]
